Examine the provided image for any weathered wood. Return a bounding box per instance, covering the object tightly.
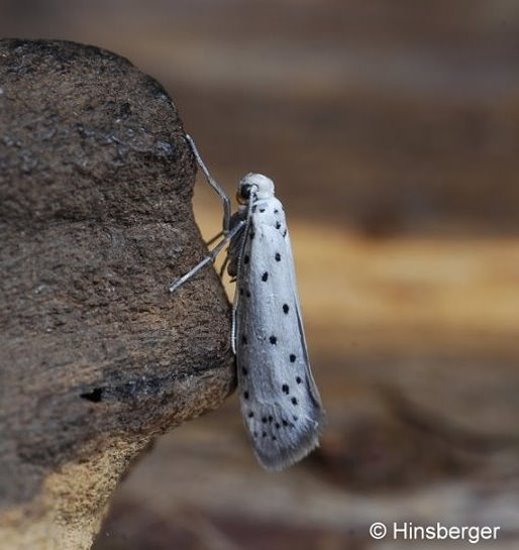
[0,39,235,549]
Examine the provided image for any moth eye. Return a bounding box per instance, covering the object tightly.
[237,183,258,204]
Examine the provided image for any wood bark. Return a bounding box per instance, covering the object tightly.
[0,39,234,549]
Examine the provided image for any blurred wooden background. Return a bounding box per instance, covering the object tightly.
[2,1,519,548]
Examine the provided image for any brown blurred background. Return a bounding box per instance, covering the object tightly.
[3,1,519,548]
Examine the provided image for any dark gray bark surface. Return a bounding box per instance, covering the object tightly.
[0,39,234,548]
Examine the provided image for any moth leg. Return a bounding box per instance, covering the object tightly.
[169,219,245,293]
[185,134,231,234]
[231,298,238,354]
[206,229,224,247]
[218,254,230,278]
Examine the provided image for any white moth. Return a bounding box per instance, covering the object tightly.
[170,135,324,470]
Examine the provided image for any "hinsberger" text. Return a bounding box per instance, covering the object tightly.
[393,522,500,544]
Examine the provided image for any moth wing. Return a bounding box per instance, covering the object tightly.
[282,229,324,410]
[233,202,324,470]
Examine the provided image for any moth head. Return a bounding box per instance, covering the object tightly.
[237,173,275,204]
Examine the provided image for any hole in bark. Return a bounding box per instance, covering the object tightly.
[80,388,103,403]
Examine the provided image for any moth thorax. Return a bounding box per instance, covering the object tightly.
[238,173,275,203]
